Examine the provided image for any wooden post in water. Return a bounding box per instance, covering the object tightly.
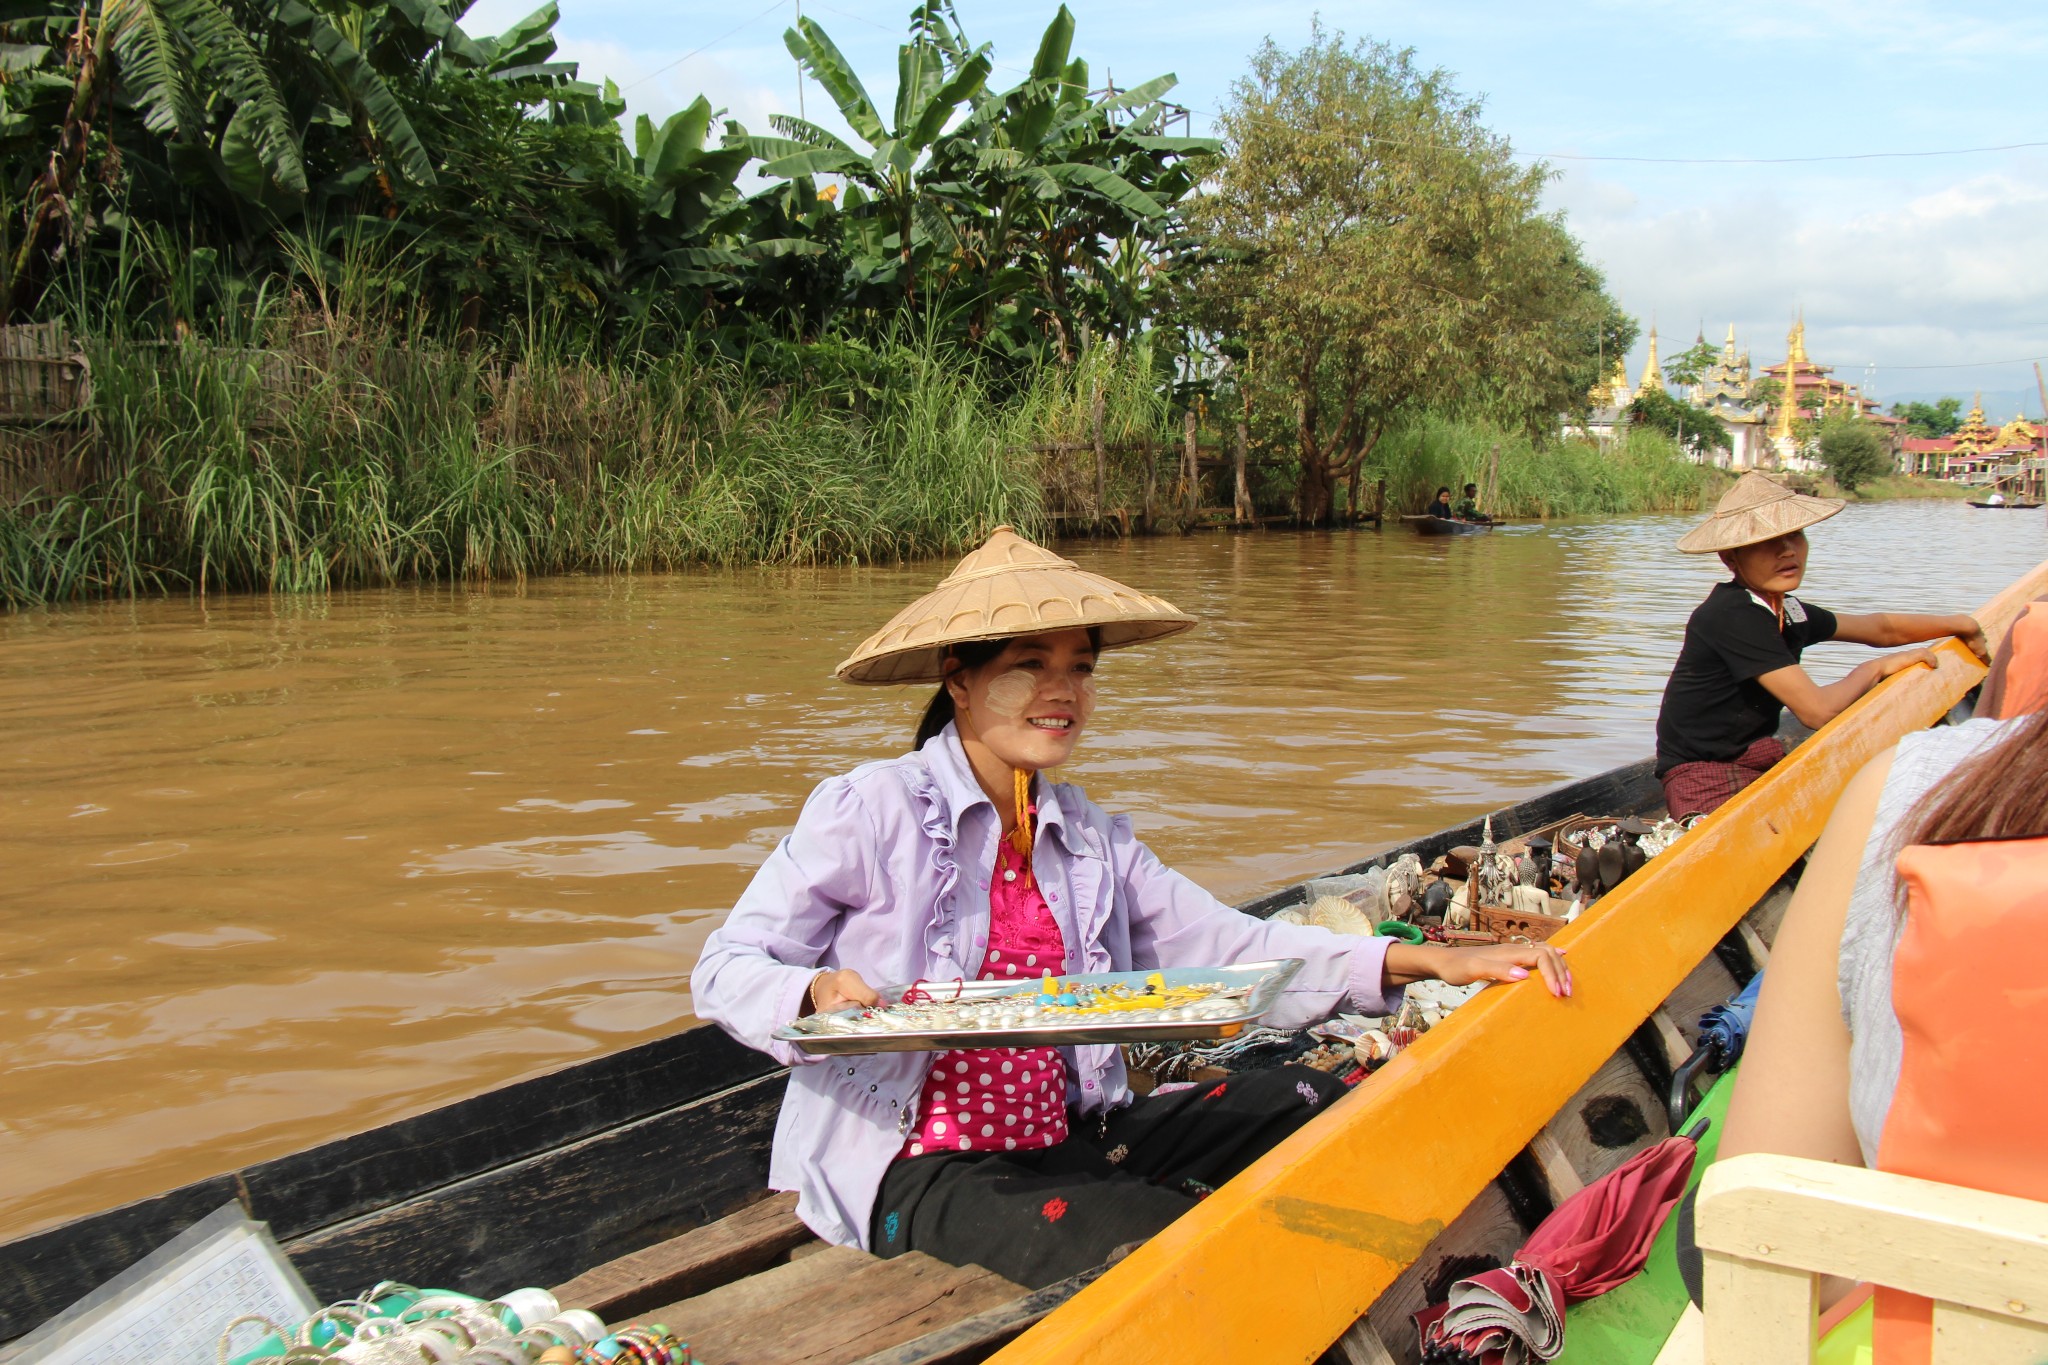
[1146,435,1163,532]
[1090,382,1108,533]
[1183,406,1199,524]
[1375,476,1387,529]
[1234,402,1254,526]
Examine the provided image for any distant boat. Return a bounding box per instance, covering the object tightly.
[1405,513,1494,536]
[1968,499,2043,509]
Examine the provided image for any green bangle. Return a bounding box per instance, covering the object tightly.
[1375,920,1425,944]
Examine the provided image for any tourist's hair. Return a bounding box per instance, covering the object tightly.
[912,630,1102,749]
[1435,486,1451,497]
[1901,706,2048,847]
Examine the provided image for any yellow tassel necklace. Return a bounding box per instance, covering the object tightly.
[1009,766,1036,888]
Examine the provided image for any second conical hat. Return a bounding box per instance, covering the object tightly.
[1676,471,1845,553]
[835,527,1195,684]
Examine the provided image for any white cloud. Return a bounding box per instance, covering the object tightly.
[1551,160,2048,397]
[1672,0,2048,63]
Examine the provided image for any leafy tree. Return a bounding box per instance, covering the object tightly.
[1818,415,1891,492]
[1627,386,1731,461]
[1189,24,1625,523]
[1891,397,1962,439]
[1663,337,1718,389]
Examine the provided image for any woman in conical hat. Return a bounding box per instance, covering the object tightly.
[694,527,1569,1289]
[1655,473,1986,821]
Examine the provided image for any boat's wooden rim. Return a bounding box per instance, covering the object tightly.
[988,558,2048,1365]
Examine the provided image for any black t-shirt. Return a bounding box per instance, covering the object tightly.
[1655,580,1839,774]
[1426,497,1451,518]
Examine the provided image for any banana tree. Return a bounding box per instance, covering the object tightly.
[937,6,1217,355]
[2,0,304,317]
[748,1,990,301]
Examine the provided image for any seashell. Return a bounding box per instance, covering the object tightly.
[1271,907,1310,926]
[1307,895,1377,936]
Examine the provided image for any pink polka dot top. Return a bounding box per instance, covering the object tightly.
[899,840,1071,1159]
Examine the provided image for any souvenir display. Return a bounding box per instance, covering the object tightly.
[775,960,1303,1055]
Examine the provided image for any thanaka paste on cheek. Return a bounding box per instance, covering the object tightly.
[981,668,1037,718]
[1076,674,1096,720]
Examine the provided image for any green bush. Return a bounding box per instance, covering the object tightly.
[1366,414,1724,518]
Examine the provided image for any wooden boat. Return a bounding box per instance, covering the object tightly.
[5,559,2042,1365]
[1404,514,1493,537]
[1967,499,2043,509]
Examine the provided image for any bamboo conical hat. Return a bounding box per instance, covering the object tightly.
[1676,471,1845,553]
[835,527,1196,684]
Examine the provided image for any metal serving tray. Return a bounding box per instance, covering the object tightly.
[773,959,1305,1056]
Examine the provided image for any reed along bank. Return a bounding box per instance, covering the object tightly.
[0,324,1723,611]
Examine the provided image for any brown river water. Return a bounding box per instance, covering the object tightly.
[2,501,2041,1239]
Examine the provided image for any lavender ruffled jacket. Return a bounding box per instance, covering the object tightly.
[690,724,1406,1249]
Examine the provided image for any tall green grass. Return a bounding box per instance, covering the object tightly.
[0,307,1100,607]
[1,299,1728,609]
[1367,413,1724,518]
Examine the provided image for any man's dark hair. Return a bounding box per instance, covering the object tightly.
[1463,483,1478,495]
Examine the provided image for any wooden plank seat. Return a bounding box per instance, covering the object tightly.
[553,1191,1029,1365]
[634,1246,1027,1365]
[553,1191,815,1320]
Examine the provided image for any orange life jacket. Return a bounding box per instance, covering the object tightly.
[1984,600,2048,719]
[1874,835,2048,1362]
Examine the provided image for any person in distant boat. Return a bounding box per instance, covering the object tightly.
[1425,486,1453,519]
[1654,472,1987,821]
[1454,483,1488,522]
[692,527,1569,1291]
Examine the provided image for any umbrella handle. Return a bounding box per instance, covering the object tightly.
[1667,1042,1724,1132]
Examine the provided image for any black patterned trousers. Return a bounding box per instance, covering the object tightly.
[869,1063,1348,1289]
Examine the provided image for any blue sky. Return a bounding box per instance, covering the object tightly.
[458,0,2048,412]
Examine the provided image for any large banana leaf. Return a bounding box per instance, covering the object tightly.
[756,143,865,180]
[904,49,987,148]
[1044,162,1168,219]
[475,0,556,70]
[113,0,308,193]
[277,0,435,186]
[784,17,884,147]
[384,0,488,68]
[1028,6,1072,82]
[0,42,51,71]
[641,96,711,179]
[766,114,853,153]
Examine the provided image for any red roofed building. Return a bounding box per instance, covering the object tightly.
[1761,315,1901,471]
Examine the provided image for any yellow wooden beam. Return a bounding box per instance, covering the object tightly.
[994,560,2048,1365]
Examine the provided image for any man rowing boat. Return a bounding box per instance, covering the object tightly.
[1654,473,1986,820]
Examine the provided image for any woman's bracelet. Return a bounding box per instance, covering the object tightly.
[801,967,833,1017]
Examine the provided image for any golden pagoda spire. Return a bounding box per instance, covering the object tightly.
[1637,327,1664,394]
[1722,323,1738,362]
[1773,318,1801,440]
